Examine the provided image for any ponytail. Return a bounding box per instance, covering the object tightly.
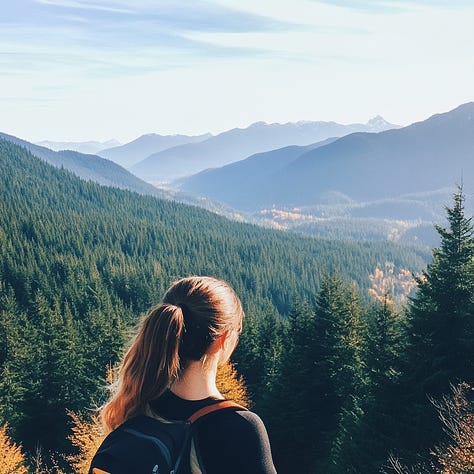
[101,304,184,432]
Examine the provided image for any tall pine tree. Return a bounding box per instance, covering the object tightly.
[400,187,474,458]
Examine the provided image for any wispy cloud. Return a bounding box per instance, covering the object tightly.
[0,0,295,80]
[314,0,474,13]
[2,0,473,142]
[28,0,293,33]
[36,0,135,14]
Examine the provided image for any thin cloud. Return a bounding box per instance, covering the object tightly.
[36,0,135,14]
[1,0,286,79]
[29,0,294,33]
[314,0,474,13]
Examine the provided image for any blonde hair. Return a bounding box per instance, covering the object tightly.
[101,276,244,432]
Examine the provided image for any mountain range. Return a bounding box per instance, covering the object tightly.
[7,102,474,247]
[130,117,399,183]
[178,102,474,222]
[36,139,120,155]
[98,133,211,168]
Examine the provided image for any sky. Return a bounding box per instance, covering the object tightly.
[1,0,473,143]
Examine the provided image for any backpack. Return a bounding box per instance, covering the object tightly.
[89,400,245,474]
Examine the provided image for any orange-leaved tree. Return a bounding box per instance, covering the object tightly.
[217,361,251,408]
[386,383,474,474]
[0,424,28,474]
[431,383,474,473]
[67,410,104,474]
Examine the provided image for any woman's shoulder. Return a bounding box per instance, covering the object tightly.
[199,405,267,436]
[196,408,277,473]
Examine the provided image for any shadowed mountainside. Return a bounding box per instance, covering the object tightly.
[179,102,474,217]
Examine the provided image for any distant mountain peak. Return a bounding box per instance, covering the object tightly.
[366,115,400,131]
[249,121,269,128]
[367,115,385,123]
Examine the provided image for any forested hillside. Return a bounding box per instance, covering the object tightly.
[0,132,164,197]
[5,137,470,473]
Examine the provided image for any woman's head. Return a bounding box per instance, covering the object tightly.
[102,276,244,432]
[163,276,243,362]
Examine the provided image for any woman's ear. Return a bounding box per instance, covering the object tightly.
[207,332,227,355]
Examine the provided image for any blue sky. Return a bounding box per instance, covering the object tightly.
[1,0,473,142]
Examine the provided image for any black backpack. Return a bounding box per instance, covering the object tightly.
[89,400,245,474]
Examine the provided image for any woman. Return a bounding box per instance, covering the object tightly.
[98,276,277,474]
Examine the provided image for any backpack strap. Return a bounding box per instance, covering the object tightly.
[188,400,246,424]
[186,401,247,474]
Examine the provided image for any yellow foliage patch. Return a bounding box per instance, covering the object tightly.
[0,424,28,474]
[216,362,251,408]
[67,411,105,474]
[432,383,474,473]
[369,261,416,305]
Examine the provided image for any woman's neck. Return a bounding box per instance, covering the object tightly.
[170,358,223,401]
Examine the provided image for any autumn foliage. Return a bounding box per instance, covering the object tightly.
[368,261,416,305]
[432,383,474,473]
[387,383,474,474]
[67,411,104,474]
[0,424,27,474]
[216,361,250,408]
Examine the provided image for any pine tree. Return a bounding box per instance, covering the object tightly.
[342,297,408,473]
[265,300,318,473]
[266,277,366,474]
[318,277,367,473]
[233,307,285,408]
[0,284,30,438]
[400,188,474,457]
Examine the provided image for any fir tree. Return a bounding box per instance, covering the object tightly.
[400,188,474,457]
[266,277,366,474]
[317,277,367,473]
[265,300,317,473]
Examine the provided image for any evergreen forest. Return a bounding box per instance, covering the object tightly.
[0,138,472,473]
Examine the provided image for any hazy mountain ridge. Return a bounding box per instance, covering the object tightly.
[98,133,212,168]
[36,139,120,155]
[176,138,338,209]
[8,103,472,248]
[131,117,399,183]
